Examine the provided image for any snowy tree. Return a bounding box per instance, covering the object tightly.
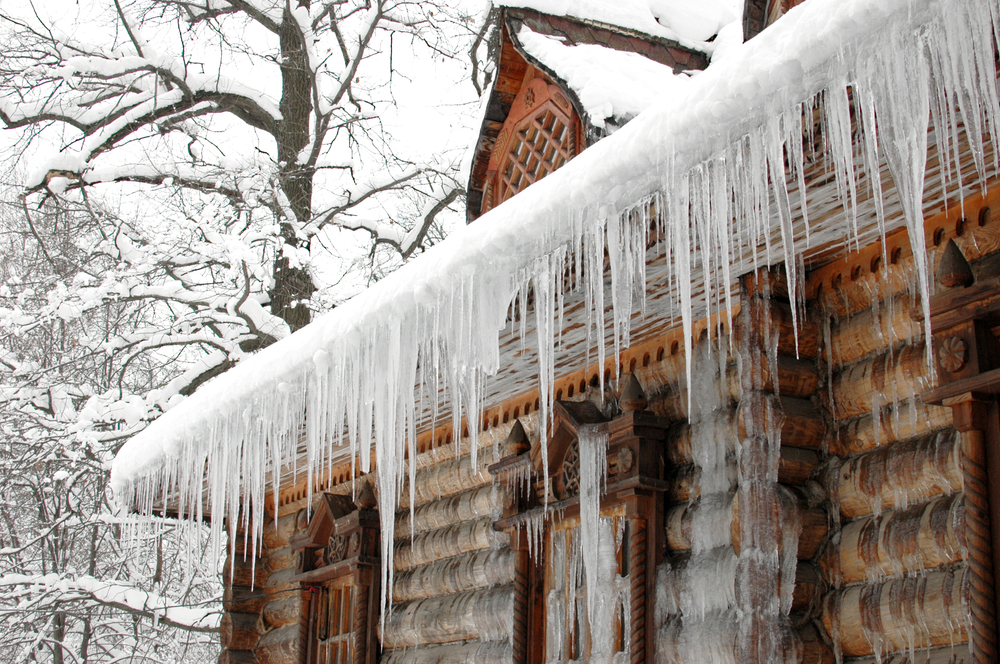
[0,195,222,662]
[0,0,481,659]
[0,0,474,379]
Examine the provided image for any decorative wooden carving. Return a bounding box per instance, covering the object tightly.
[481,76,582,214]
[920,241,1000,664]
[489,393,669,664]
[290,485,380,664]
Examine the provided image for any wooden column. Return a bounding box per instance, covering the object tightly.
[919,240,1000,664]
[734,271,795,663]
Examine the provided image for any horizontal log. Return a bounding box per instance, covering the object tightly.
[655,613,737,662]
[791,563,823,617]
[665,409,739,466]
[393,549,515,603]
[264,545,298,575]
[825,342,934,421]
[382,585,514,648]
[822,493,964,586]
[835,429,962,519]
[797,623,835,664]
[735,297,820,359]
[400,454,494,509]
[380,639,513,664]
[254,622,300,664]
[665,447,815,503]
[395,517,503,571]
[221,612,260,652]
[737,396,828,451]
[779,447,820,486]
[261,512,299,550]
[225,583,267,615]
[821,566,968,657]
[843,643,972,664]
[262,592,301,629]
[833,399,952,456]
[219,650,259,664]
[226,556,266,591]
[825,294,924,367]
[665,496,734,552]
[263,568,299,595]
[665,461,737,504]
[732,490,829,561]
[395,485,497,538]
[652,358,819,421]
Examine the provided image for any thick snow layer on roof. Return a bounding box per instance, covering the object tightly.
[112,0,1000,625]
[499,0,742,49]
[516,26,690,128]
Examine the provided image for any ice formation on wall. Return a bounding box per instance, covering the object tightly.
[112,0,1000,620]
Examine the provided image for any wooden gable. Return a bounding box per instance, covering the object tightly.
[466,8,710,222]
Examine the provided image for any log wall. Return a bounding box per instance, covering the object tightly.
[809,243,974,664]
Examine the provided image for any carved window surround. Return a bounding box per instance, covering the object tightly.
[490,381,669,664]
[290,488,380,664]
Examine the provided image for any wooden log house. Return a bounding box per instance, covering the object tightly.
[112,1,1000,663]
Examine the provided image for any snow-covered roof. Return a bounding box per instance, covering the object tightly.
[515,25,691,129]
[112,0,1000,593]
[498,0,743,51]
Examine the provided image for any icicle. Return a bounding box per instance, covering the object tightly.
[578,424,609,622]
[112,0,1000,638]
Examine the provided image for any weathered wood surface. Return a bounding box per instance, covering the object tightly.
[833,399,952,456]
[731,490,828,561]
[821,493,964,585]
[734,297,821,359]
[263,568,300,595]
[665,461,737,504]
[395,485,497,538]
[221,612,260,652]
[394,517,501,571]
[844,644,971,663]
[825,342,934,421]
[652,357,819,421]
[254,622,300,664]
[400,454,494,509]
[225,584,267,615]
[835,429,962,518]
[825,294,924,367]
[380,639,513,664]
[261,592,300,629]
[666,447,816,504]
[263,545,297,575]
[958,428,998,664]
[796,623,835,664]
[665,409,739,466]
[821,566,969,657]
[737,396,828,451]
[393,549,515,603]
[218,649,259,664]
[790,563,823,617]
[381,585,514,648]
[261,512,299,550]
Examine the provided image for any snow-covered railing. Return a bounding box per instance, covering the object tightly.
[112,0,1000,623]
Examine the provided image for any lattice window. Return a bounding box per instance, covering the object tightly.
[483,77,581,214]
[309,578,354,664]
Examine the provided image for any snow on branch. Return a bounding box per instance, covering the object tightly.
[0,573,221,632]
